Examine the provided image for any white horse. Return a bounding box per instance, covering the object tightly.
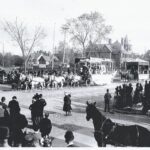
[52,76,65,89]
[71,75,82,87]
[28,75,45,89]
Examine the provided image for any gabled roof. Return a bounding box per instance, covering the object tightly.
[86,44,112,52]
[29,52,59,62]
[86,40,131,55]
[103,44,112,52]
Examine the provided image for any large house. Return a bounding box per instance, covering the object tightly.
[86,39,131,69]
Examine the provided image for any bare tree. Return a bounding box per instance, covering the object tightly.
[2,19,46,73]
[62,12,112,57]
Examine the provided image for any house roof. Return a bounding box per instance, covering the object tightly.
[122,58,149,66]
[29,52,59,62]
[86,44,112,52]
[86,40,131,55]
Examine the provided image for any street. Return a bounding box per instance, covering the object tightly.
[0,82,150,147]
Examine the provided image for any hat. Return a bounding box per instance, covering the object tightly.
[1,97,5,102]
[64,92,68,96]
[45,112,49,117]
[64,130,74,142]
[0,127,9,139]
[12,96,17,100]
[39,94,42,98]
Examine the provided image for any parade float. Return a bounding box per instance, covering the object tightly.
[75,57,116,85]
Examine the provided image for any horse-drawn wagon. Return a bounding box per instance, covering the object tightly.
[75,57,116,85]
[120,58,149,81]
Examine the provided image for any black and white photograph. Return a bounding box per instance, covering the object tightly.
[0,0,150,147]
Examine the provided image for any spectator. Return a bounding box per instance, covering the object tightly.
[64,130,77,147]
[0,97,9,118]
[22,133,35,147]
[29,94,46,132]
[9,105,28,147]
[0,127,10,147]
[40,112,52,138]
[22,132,41,147]
[8,96,19,117]
[104,89,112,112]
[63,93,72,116]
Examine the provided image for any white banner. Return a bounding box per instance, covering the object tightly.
[39,64,46,68]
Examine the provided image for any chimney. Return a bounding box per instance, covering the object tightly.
[121,37,124,46]
[108,39,112,44]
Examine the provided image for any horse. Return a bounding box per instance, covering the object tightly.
[70,74,82,87]
[64,73,74,87]
[86,101,150,147]
[28,76,45,89]
[51,76,65,89]
[119,70,134,82]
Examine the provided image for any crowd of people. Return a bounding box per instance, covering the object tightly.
[114,81,150,114]
[0,67,91,90]
[0,92,76,147]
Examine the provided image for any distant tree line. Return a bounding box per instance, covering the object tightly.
[0,52,23,67]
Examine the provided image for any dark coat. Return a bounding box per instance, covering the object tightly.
[29,99,46,117]
[40,118,52,137]
[63,95,72,112]
[8,100,20,115]
[10,113,28,144]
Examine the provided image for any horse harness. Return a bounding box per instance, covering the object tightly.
[95,118,140,146]
[95,118,118,144]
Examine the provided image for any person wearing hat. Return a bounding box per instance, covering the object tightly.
[8,96,20,117]
[29,95,37,129]
[0,127,10,147]
[63,93,72,116]
[22,133,35,147]
[22,132,41,147]
[40,112,52,138]
[29,94,46,132]
[104,89,112,112]
[8,104,28,147]
[64,130,77,147]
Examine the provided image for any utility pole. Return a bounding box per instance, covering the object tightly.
[62,26,69,64]
[51,23,56,70]
[2,42,4,67]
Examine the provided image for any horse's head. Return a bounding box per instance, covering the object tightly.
[86,101,96,121]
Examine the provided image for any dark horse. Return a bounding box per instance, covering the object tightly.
[120,71,134,82]
[86,101,150,147]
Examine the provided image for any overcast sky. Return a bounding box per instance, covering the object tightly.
[0,0,150,55]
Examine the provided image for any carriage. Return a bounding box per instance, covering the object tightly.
[75,57,116,85]
[120,58,149,81]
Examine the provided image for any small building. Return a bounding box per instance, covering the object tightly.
[27,51,59,72]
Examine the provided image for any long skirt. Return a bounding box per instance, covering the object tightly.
[32,116,43,131]
[63,103,72,112]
